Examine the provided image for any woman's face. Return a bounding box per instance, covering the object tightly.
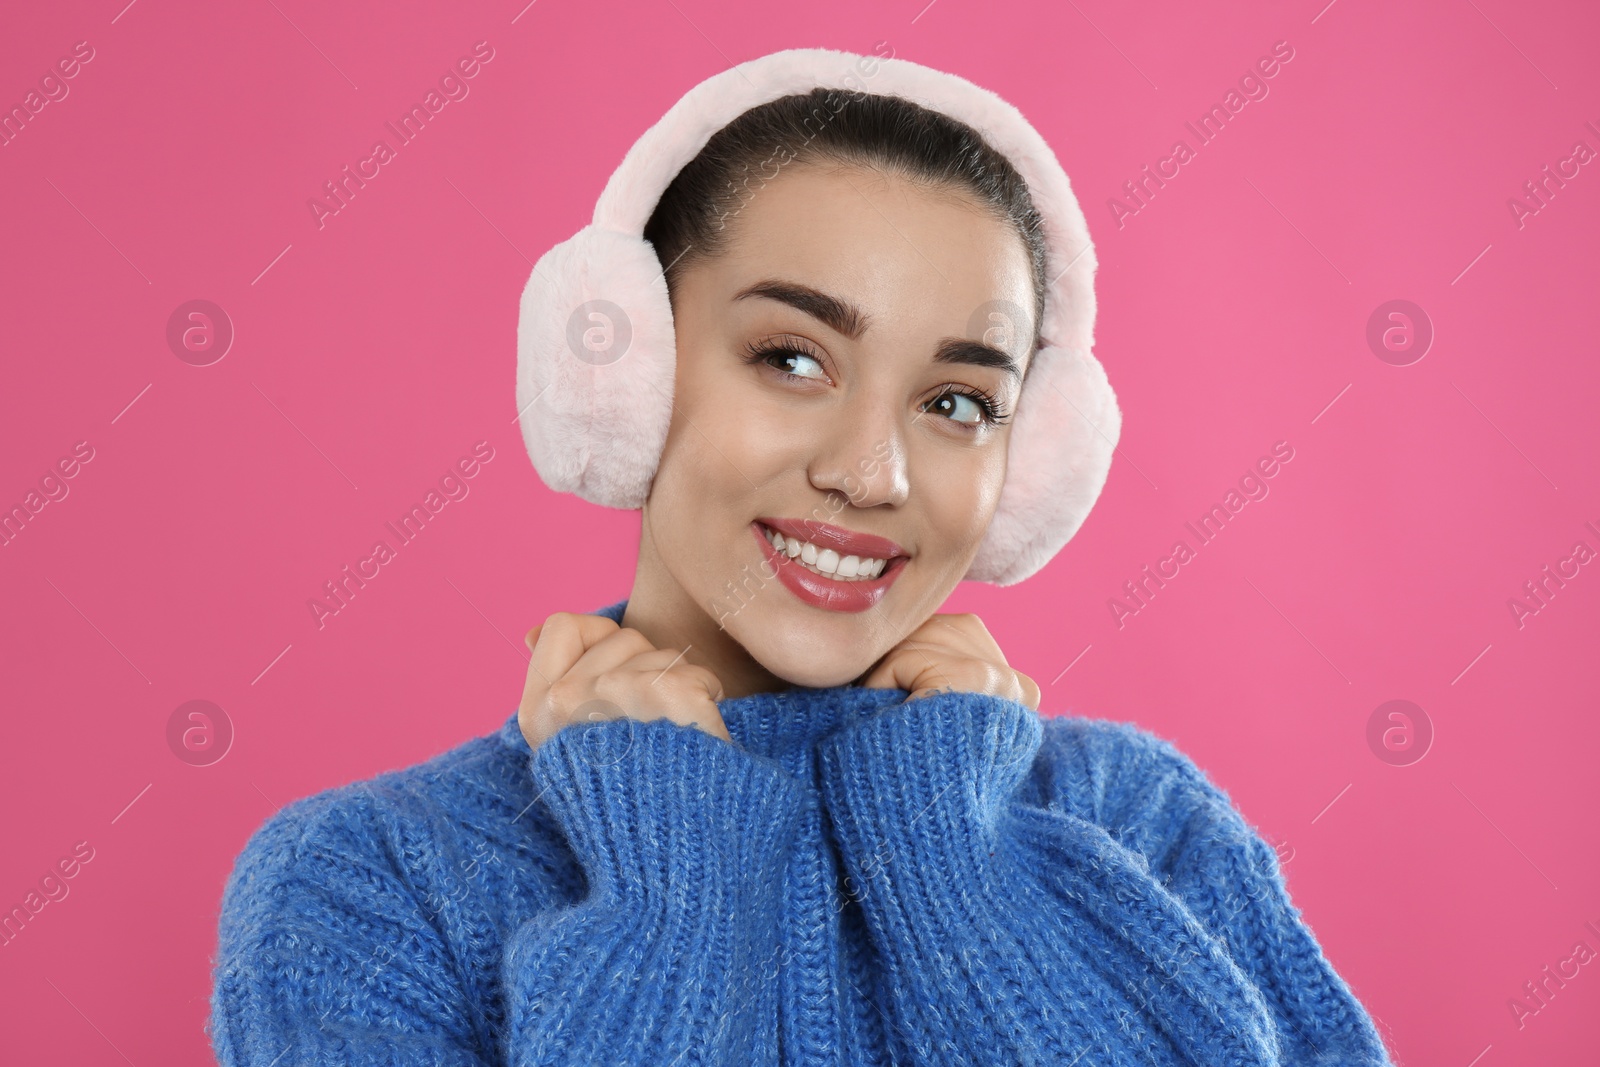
[638,160,1036,690]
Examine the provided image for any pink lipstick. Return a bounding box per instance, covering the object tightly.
[750,518,909,613]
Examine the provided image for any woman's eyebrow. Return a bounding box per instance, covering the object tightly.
[933,338,1021,382]
[733,278,1021,380]
[733,279,868,340]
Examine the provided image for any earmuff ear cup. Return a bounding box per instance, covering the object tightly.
[516,225,677,509]
[965,345,1120,586]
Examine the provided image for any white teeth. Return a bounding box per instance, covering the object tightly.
[762,524,894,582]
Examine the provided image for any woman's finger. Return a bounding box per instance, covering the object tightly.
[1019,672,1042,710]
[612,652,729,713]
[860,644,941,696]
[928,613,1007,664]
[528,613,619,690]
[615,646,716,684]
[564,625,659,683]
[521,614,623,744]
[634,660,732,741]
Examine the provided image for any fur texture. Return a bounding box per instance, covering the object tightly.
[517,47,1120,585]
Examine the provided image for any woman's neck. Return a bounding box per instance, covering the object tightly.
[622,540,794,702]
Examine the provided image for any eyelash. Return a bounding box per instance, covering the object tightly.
[739,337,1013,429]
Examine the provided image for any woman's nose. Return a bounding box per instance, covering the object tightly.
[806,406,910,510]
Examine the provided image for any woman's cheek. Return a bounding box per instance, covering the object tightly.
[943,451,1007,557]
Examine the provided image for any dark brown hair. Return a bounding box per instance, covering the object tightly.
[642,87,1049,356]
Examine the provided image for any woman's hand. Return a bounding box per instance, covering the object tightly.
[518,612,733,754]
[859,612,1041,710]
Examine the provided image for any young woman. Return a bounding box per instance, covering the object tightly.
[211,48,1394,1066]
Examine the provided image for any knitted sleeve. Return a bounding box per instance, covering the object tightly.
[1070,716,1396,1066]
[210,717,804,1066]
[209,787,498,1066]
[814,690,1394,1066]
[507,715,805,1063]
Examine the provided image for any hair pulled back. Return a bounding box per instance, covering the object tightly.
[643,87,1049,357]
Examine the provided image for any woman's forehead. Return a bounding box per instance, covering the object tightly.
[707,164,1035,348]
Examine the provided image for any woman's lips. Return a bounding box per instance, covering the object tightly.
[749,521,907,613]
[755,516,906,562]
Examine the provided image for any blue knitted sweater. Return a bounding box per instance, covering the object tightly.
[210,597,1393,1065]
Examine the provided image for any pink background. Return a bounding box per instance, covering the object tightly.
[2,0,1597,1062]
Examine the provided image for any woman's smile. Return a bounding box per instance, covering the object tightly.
[750,519,910,612]
[756,516,907,571]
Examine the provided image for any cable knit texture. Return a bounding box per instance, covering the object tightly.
[210,598,1394,1066]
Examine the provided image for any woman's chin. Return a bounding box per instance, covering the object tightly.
[745,639,879,690]
[763,658,868,690]
[724,612,889,690]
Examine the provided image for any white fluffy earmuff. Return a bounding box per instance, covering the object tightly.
[516,47,1119,586]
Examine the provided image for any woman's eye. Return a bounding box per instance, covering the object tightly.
[766,348,828,380]
[924,391,987,425]
[774,350,825,379]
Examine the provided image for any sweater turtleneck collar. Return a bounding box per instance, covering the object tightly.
[497,598,915,764]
